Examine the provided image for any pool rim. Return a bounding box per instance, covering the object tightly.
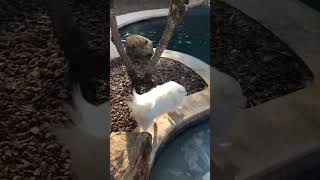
[149,108,210,178]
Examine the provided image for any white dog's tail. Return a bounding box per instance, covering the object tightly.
[132,89,139,103]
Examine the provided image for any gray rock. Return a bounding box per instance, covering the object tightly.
[110,132,152,180]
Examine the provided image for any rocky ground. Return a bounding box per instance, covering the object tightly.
[0,0,106,179]
[110,58,207,132]
[212,0,314,107]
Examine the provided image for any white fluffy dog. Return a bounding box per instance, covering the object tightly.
[128,81,187,132]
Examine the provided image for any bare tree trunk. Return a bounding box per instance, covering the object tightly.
[144,0,188,79]
[110,14,138,83]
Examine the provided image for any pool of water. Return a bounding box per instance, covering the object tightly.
[120,5,210,64]
[150,119,210,180]
[290,168,320,180]
[300,0,320,12]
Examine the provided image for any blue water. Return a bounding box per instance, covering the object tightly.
[300,0,320,12]
[120,5,210,64]
[291,168,320,180]
[150,120,210,180]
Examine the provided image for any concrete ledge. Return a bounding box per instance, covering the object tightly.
[148,90,210,169]
[161,50,210,86]
[115,9,168,29]
[113,0,208,28]
[247,146,320,180]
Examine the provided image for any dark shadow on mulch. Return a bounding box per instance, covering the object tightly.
[212,0,314,107]
[110,57,207,132]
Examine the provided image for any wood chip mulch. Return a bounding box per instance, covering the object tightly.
[212,0,314,107]
[110,57,207,132]
[0,0,107,179]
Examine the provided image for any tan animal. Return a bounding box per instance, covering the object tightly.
[125,34,153,62]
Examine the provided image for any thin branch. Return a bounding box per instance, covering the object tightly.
[110,14,138,82]
[144,0,188,78]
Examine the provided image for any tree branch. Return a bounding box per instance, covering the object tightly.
[144,0,188,78]
[110,14,138,82]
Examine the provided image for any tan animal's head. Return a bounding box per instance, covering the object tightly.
[125,34,153,62]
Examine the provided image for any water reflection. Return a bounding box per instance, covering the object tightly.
[151,122,210,180]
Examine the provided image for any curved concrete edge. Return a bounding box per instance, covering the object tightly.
[223,0,320,80]
[162,50,210,86]
[217,1,320,179]
[187,0,209,9]
[246,144,320,180]
[113,1,208,29]
[115,9,168,29]
[148,108,210,170]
